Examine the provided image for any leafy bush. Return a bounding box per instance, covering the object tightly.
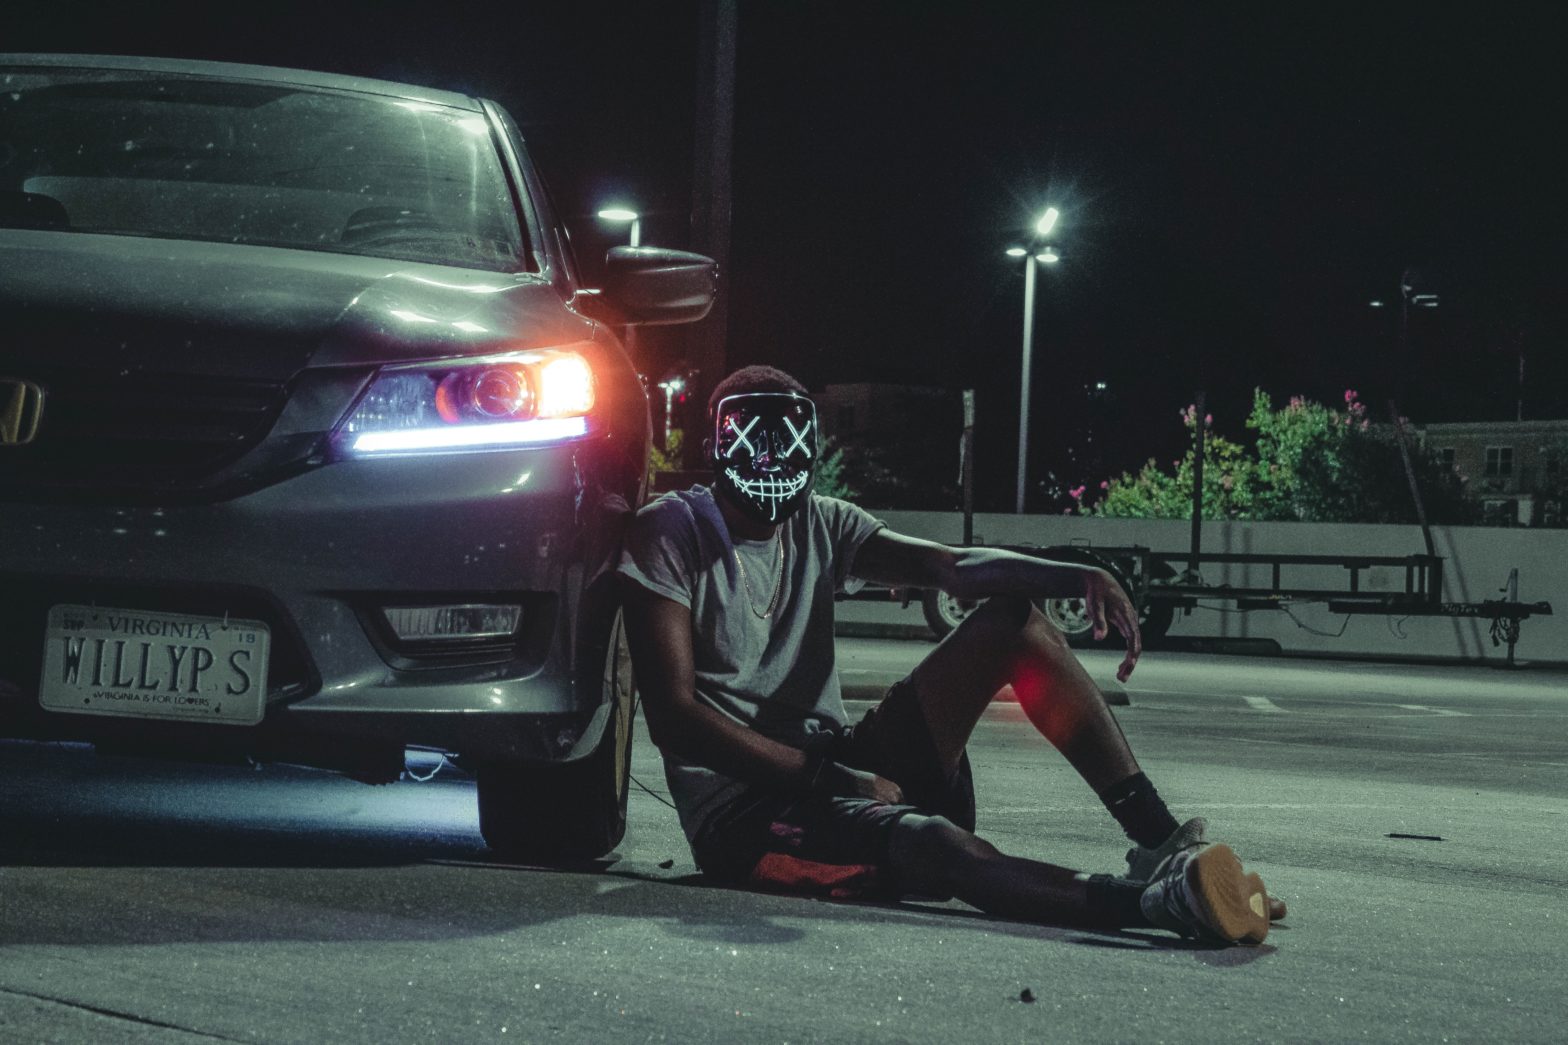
[1089,390,1478,524]
[811,438,856,500]
[1088,405,1259,520]
[647,430,684,478]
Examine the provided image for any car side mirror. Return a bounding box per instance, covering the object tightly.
[598,246,717,326]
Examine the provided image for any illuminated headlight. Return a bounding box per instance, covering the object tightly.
[336,349,595,455]
[382,604,523,643]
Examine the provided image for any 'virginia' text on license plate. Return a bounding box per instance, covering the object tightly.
[39,604,269,725]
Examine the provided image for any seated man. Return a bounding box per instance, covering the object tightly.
[617,365,1280,944]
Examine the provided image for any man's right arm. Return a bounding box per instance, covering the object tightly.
[620,582,903,804]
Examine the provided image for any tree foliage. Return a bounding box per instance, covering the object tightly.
[1086,405,1260,519]
[811,438,856,500]
[1087,390,1479,525]
[647,430,683,478]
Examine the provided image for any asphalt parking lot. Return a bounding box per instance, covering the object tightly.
[2,640,1565,1043]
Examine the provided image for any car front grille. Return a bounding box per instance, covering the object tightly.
[0,368,287,491]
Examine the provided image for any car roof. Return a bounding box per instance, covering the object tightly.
[0,53,485,111]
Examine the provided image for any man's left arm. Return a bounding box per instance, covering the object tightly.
[851,529,1142,680]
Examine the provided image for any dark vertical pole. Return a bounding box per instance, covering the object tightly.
[1517,349,1526,422]
[686,0,737,467]
[961,389,976,546]
[1397,274,1410,410]
[1389,403,1437,558]
[1015,257,1037,513]
[1188,389,1206,576]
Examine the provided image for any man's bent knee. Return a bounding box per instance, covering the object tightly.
[961,595,1071,658]
[969,593,1034,629]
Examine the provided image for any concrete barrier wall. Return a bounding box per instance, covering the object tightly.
[869,510,1568,663]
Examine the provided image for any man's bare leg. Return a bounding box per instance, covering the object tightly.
[908,594,1182,852]
[904,594,1283,923]
[909,594,1143,792]
[894,815,1098,925]
[888,813,1271,944]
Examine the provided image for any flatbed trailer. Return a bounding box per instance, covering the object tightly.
[851,391,1552,662]
[869,543,1550,665]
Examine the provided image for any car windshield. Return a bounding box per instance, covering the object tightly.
[0,66,528,272]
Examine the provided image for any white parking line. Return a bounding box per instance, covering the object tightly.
[1243,696,1286,713]
[1396,704,1471,717]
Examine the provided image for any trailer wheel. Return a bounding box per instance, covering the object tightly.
[1038,549,1136,649]
[1040,593,1101,648]
[1139,561,1178,643]
[921,589,981,639]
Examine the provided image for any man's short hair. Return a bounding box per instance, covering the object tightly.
[707,365,810,417]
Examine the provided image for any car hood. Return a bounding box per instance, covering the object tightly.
[0,230,595,381]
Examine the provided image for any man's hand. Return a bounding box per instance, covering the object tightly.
[815,761,905,805]
[1084,567,1142,682]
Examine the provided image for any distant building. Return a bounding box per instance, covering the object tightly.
[815,383,955,444]
[1417,419,1568,526]
[815,383,963,509]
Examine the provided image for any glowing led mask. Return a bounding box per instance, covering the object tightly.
[711,392,818,524]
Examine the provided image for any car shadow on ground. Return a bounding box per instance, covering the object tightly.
[0,740,1274,961]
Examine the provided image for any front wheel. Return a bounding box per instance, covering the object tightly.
[476,612,635,863]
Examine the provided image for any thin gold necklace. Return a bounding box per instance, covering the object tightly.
[734,533,784,619]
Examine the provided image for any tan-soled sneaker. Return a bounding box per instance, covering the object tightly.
[1130,817,1287,922]
[1139,844,1270,945]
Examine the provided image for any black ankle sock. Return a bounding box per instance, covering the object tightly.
[1098,772,1180,850]
[1085,874,1150,928]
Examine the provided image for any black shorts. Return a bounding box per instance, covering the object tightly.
[689,677,976,897]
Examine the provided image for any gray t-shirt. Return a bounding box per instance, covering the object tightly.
[615,486,886,841]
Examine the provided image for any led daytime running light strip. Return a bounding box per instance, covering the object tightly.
[352,416,588,454]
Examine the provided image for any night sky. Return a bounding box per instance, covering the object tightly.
[11,2,1567,506]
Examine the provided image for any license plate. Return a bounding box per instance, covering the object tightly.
[39,604,269,726]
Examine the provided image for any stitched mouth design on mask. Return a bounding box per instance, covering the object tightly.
[725,467,809,507]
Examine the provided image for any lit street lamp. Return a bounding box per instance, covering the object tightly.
[1370,269,1443,556]
[1009,207,1062,513]
[655,373,686,451]
[1371,268,1440,410]
[596,206,641,247]
[597,206,643,358]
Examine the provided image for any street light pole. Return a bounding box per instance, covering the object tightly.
[597,206,643,357]
[1016,254,1037,513]
[1010,207,1060,514]
[1397,271,1411,409]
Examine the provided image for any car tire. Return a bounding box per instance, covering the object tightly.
[477,611,635,863]
[921,588,981,639]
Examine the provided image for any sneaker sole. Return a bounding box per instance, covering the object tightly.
[1185,845,1270,945]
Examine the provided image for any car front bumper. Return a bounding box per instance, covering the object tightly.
[0,439,631,765]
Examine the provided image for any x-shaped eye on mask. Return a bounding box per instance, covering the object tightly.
[782,416,814,459]
[724,415,760,458]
